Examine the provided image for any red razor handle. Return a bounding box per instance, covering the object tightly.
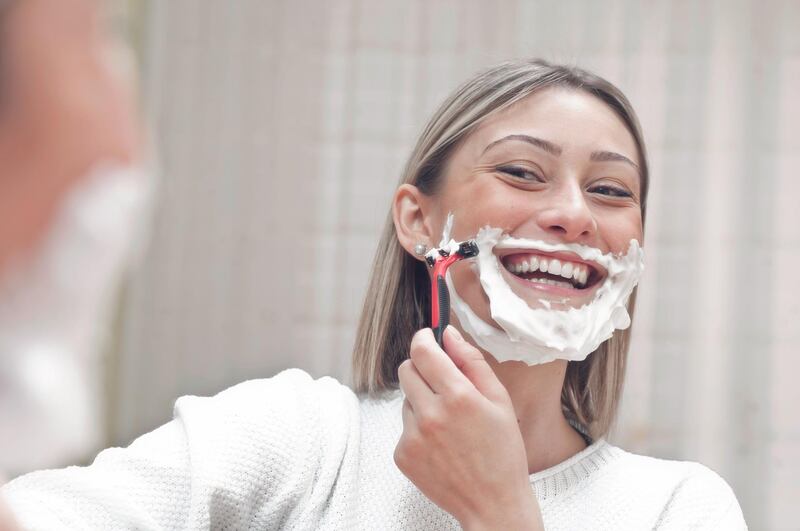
[430,254,460,347]
[427,240,479,348]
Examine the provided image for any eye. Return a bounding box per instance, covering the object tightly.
[497,165,543,182]
[589,185,633,198]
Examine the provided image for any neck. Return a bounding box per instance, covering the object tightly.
[486,355,588,475]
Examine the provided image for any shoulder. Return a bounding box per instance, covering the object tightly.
[653,460,746,530]
[2,370,364,529]
[610,447,737,496]
[181,367,355,406]
[172,368,361,457]
[608,447,747,530]
[165,370,360,489]
[163,369,364,526]
[175,368,358,425]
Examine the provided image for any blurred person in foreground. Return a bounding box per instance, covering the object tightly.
[0,0,149,525]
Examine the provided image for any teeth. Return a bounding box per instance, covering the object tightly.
[560,262,573,280]
[505,255,594,288]
[530,277,573,289]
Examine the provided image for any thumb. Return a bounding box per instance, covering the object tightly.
[442,326,509,403]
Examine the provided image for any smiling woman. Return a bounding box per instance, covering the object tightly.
[2,59,747,530]
[355,62,650,439]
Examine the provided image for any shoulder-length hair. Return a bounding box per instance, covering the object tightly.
[351,58,649,440]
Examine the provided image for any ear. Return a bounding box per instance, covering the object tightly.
[392,184,436,260]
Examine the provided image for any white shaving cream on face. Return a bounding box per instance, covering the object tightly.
[442,216,644,365]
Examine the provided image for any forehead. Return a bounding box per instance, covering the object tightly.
[462,87,639,164]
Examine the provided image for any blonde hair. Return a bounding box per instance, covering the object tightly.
[351,59,649,440]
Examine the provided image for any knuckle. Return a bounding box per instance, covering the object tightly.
[408,341,427,363]
[409,328,433,355]
[444,387,472,410]
[394,437,421,471]
[393,444,408,470]
[409,330,423,350]
[417,411,443,434]
[397,359,412,379]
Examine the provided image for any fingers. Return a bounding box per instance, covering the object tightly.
[401,327,510,407]
[441,326,509,403]
[397,358,433,411]
[408,328,471,395]
[401,398,415,427]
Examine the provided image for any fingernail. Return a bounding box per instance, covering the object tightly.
[447,325,464,342]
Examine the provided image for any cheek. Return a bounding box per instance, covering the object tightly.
[449,259,493,322]
[445,180,532,237]
[441,182,528,325]
[597,208,643,252]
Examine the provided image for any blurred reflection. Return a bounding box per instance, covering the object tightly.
[0,0,149,478]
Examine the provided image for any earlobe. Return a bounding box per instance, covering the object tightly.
[392,184,435,260]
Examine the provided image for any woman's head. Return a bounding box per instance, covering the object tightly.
[352,58,649,438]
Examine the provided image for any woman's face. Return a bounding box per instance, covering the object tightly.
[426,87,644,323]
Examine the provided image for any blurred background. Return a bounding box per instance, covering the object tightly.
[83,0,800,529]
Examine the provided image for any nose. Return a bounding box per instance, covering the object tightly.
[535,181,596,242]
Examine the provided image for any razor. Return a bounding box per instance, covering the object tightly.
[425,240,479,347]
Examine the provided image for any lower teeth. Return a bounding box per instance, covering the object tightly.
[528,277,575,289]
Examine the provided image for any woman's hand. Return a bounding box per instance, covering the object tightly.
[394,327,544,531]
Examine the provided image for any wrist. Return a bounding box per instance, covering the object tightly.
[459,491,543,531]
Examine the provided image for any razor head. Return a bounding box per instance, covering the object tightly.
[424,239,479,267]
[457,240,479,259]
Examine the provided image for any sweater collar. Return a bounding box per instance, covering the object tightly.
[529,438,621,501]
[383,388,621,502]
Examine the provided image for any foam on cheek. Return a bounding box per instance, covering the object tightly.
[438,213,455,248]
[446,221,645,366]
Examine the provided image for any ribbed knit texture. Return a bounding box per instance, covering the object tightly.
[3,369,746,530]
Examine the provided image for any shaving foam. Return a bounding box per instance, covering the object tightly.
[424,213,461,262]
[442,216,644,365]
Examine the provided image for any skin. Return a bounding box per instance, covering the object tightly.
[0,0,139,274]
[392,87,644,529]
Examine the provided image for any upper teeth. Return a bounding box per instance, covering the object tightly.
[507,256,590,285]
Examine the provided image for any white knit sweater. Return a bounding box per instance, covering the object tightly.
[3,369,746,530]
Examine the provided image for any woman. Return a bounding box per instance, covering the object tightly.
[2,59,746,530]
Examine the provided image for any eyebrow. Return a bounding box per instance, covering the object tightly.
[482,134,640,171]
[589,150,640,170]
[483,134,562,156]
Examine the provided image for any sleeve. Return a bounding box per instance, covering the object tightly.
[1,368,358,530]
[654,463,747,530]
[2,418,192,530]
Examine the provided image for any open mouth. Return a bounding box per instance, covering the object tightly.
[499,250,606,292]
